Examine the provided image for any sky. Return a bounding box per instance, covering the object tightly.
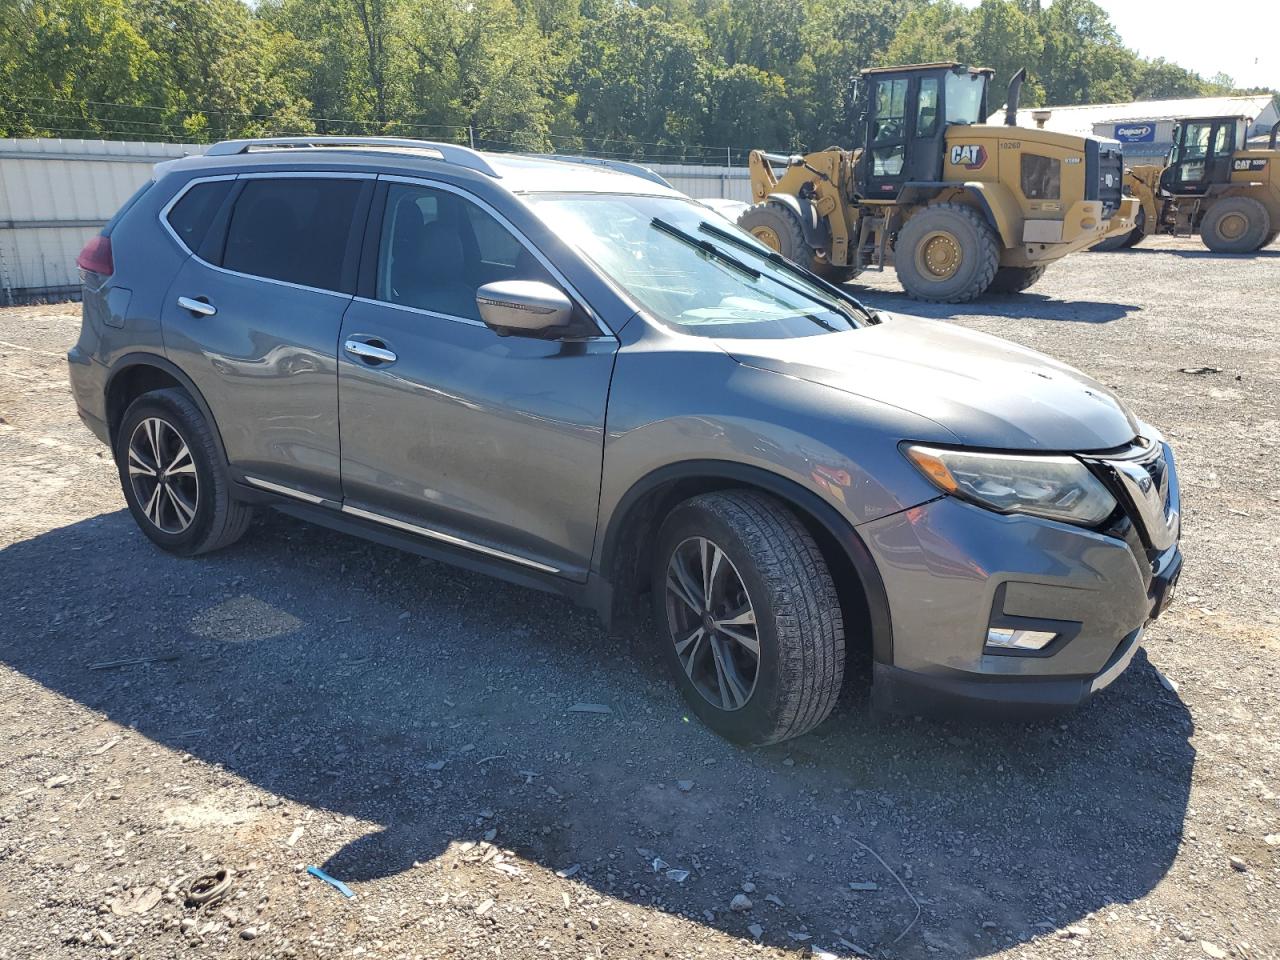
[956,0,1278,91]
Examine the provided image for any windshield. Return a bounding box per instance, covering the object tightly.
[525,194,859,339]
[945,72,986,125]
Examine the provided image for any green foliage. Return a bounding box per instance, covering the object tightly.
[0,0,1274,157]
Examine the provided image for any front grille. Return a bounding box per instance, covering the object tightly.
[1084,438,1180,553]
[1097,147,1124,218]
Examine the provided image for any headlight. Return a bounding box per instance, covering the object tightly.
[902,444,1117,526]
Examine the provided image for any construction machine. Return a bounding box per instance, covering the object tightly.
[738,63,1139,302]
[1093,116,1280,252]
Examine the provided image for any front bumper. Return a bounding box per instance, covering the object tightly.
[862,436,1181,716]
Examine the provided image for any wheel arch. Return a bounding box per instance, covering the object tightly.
[105,353,229,466]
[598,460,893,665]
[906,181,1020,249]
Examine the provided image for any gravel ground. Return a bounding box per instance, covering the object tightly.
[0,236,1277,960]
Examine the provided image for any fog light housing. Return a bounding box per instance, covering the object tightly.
[985,627,1057,651]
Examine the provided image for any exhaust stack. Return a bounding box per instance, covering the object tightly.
[1005,68,1027,126]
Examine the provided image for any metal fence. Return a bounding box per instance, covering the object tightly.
[0,138,750,304]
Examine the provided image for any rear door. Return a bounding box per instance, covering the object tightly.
[161,173,373,501]
[335,178,618,580]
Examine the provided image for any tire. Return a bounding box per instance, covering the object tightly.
[1262,231,1279,248]
[987,265,1046,294]
[1090,230,1134,252]
[737,202,855,283]
[115,388,253,556]
[893,202,999,303]
[651,491,845,746]
[1123,208,1147,247]
[1200,196,1270,253]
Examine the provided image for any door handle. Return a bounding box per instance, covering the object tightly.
[177,296,216,317]
[344,339,398,364]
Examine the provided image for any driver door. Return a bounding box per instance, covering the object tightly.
[336,179,619,580]
[863,75,911,197]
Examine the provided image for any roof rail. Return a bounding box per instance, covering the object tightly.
[521,154,673,189]
[203,136,501,178]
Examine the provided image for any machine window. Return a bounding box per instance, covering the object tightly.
[1212,123,1232,155]
[222,178,364,291]
[166,180,233,253]
[1020,154,1061,200]
[872,78,908,144]
[944,72,985,125]
[916,78,939,138]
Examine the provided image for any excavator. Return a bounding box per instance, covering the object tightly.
[1093,116,1280,252]
[738,63,1139,302]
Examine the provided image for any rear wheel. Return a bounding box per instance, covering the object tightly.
[1262,231,1279,248]
[737,202,855,283]
[1200,196,1270,253]
[652,491,844,745]
[894,203,999,303]
[1090,230,1135,252]
[987,265,1046,294]
[1122,208,1147,247]
[115,388,253,556]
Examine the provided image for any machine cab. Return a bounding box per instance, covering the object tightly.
[855,63,992,199]
[1161,116,1246,195]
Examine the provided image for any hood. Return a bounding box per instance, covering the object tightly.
[718,313,1139,451]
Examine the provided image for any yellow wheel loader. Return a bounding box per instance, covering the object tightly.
[738,63,1139,302]
[1093,116,1280,253]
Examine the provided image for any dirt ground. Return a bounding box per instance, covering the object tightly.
[1,236,1277,960]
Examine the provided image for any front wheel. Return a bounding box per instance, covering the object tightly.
[652,491,845,745]
[737,202,855,282]
[115,388,253,556]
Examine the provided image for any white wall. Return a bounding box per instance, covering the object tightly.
[0,139,203,302]
[0,140,750,303]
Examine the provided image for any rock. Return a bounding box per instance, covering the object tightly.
[96,930,116,947]
[748,923,764,939]
[764,894,785,907]
[1201,942,1227,959]
[588,918,600,930]
[730,894,753,912]
[566,703,612,714]
[45,774,72,789]
[240,927,258,940]
[555,864,581,878]
[475,899,494,916]
[180,918,197,934]
[741,881,756,893]
[782,757,795,767]
[676,780,694,792]
[848,881,879,891]
[1060,926,1090,939]
[1229,856,1247,872]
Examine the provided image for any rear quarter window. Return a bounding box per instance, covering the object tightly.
[165,180,234,252]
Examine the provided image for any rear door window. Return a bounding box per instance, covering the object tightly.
[222,178,366,292]
[165,180,233,253]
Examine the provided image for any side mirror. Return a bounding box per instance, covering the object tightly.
[475,280,574,338]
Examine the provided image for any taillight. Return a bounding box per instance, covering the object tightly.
[76,235,114,277]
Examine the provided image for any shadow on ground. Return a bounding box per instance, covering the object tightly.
[1,510,1194,958]
[1124,247,1280,260]
[853,288,1141,324]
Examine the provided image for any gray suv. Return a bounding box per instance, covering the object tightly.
[68,137,1182,744]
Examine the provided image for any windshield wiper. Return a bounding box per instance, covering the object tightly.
[651,217,761,280]
[696,219,877,324]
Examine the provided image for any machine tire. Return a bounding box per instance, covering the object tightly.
[652,491,845,746]
[1262,231,1279,248]
[987,265,1046,294]
[1123,208,1147,247]
[1200,196,1270,253]
[737,202,854,283]
[1090,230,1135,252]
[894,202,999,303]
